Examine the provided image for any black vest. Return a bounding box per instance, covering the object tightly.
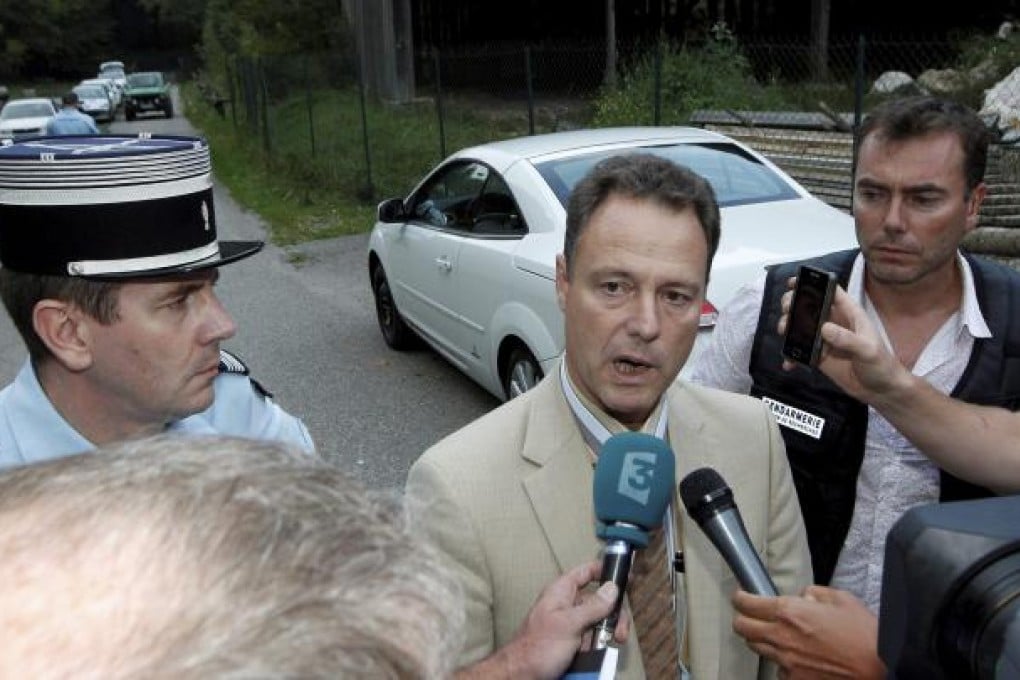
[749,249,1020,584]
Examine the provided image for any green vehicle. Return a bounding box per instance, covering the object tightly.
[123,71,173,120]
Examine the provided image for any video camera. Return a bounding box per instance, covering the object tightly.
[879,495,1020,679]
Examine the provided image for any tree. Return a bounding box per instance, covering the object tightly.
[810,0,831,80]
[0,0,114,79]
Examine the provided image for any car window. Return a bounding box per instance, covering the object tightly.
[1,102,52,119]
[469,173,526,236]
[128,73,162,88]
[409,161,491,231]
[74,86,105,98]
[535,142,799,208]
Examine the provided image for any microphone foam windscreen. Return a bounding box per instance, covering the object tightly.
[593,432,675,535]
[679,466,727,512]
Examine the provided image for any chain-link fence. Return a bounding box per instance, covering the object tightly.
[198,32,1020,247]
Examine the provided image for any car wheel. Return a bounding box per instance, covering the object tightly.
[165,103,174,118]
[503,346,543,400]
[125,109,135,121]
[371,265,417,350]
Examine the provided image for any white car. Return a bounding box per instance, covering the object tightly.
[0,97,57,140]
[367,126,857,401]
[79,78,120,111]
[72,83,114,123]
[99,61,128,90]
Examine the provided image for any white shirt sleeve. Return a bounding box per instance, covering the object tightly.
[687,272,769,395]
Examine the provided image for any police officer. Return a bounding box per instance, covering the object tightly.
[0,135,313,468]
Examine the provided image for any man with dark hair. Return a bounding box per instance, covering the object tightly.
[44,91,99,135]
[690,96,1020,676]
[408,152,811,679]
[0,135,313,467]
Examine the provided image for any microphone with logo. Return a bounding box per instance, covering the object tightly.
[679,466,778,597]
[591,431,676,650]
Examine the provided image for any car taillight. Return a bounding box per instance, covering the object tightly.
[699,300,718,328]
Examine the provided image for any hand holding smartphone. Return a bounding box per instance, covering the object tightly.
[781,265,837,367]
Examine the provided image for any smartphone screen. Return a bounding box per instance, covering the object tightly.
[782,265,837,367]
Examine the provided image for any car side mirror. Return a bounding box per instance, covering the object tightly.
[377,198,407,223]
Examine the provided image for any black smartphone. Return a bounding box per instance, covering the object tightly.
[782,265,837,367]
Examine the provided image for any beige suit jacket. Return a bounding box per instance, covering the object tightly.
[406,370,811,679]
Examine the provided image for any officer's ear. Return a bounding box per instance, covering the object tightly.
[32,300,94,372]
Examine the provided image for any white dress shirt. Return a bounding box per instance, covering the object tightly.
[688,252,990,612]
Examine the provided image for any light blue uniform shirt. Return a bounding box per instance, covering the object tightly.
[45,108,100,135]
[0,359,315,469]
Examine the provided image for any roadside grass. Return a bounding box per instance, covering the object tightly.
[5,80,75,99]
[182,83,566,246]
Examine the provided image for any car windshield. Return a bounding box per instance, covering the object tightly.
[127,73,161,87]
[74,86,105,98]
[535,142,799,208]
[1,102,52,119]
[101,65,125,76]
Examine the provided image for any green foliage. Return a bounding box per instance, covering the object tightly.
[957,29,1020,82]
[183,76,574,245]
[0,0,113,79]
[201,0,348,61]
[594,26,792,126]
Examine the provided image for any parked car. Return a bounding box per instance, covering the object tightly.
[123,71,173,120]
[0,97,57,140]
[72,83,114,123]
[81,77,121,110]
[367,126,857,401]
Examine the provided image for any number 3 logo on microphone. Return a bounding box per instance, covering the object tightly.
[618,451,656,506]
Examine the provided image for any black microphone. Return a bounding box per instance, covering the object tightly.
[679,467,778,596]
[590,432,676,649]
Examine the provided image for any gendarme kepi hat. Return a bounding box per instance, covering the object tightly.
[0,134,263,279]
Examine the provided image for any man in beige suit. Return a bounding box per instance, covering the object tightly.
[407,153,812,679]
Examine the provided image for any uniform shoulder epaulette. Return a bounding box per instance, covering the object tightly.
[218,349,273,398]
[218,349,250,376]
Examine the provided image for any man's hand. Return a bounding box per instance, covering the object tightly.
[456,560,629,680]
[732,586,884,679]
[779,280,909,402]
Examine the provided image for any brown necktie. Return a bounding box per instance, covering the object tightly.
[627,524,679,679]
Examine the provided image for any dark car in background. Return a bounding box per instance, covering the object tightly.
[123,71,173,120]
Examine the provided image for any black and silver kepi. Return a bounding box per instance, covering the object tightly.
[0,134,263,278]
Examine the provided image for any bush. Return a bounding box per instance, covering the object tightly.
[593,24,792,126]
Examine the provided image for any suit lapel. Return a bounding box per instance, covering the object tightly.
[669,382,727,679]
[520,375,602,574]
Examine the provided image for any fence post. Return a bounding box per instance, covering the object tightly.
[357,42,375,201]
[259,58,271,156]
[434,47,447,160]
[225,57,237,129]
[852,33,866,189]
[305,54,316,157]
[525,45,535,136]
[653,39,662,126]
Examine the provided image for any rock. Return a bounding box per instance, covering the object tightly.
[917,68,968,94]
[871,71,925,95]
[981,65,1020,134]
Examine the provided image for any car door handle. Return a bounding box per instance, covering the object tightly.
[435,256,453,272]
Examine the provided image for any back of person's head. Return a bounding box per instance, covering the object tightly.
[563,152,721,277]
[0,435,464,679]
[0,269,121,364]
[859,95,991,195]
[61,91,79,107]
